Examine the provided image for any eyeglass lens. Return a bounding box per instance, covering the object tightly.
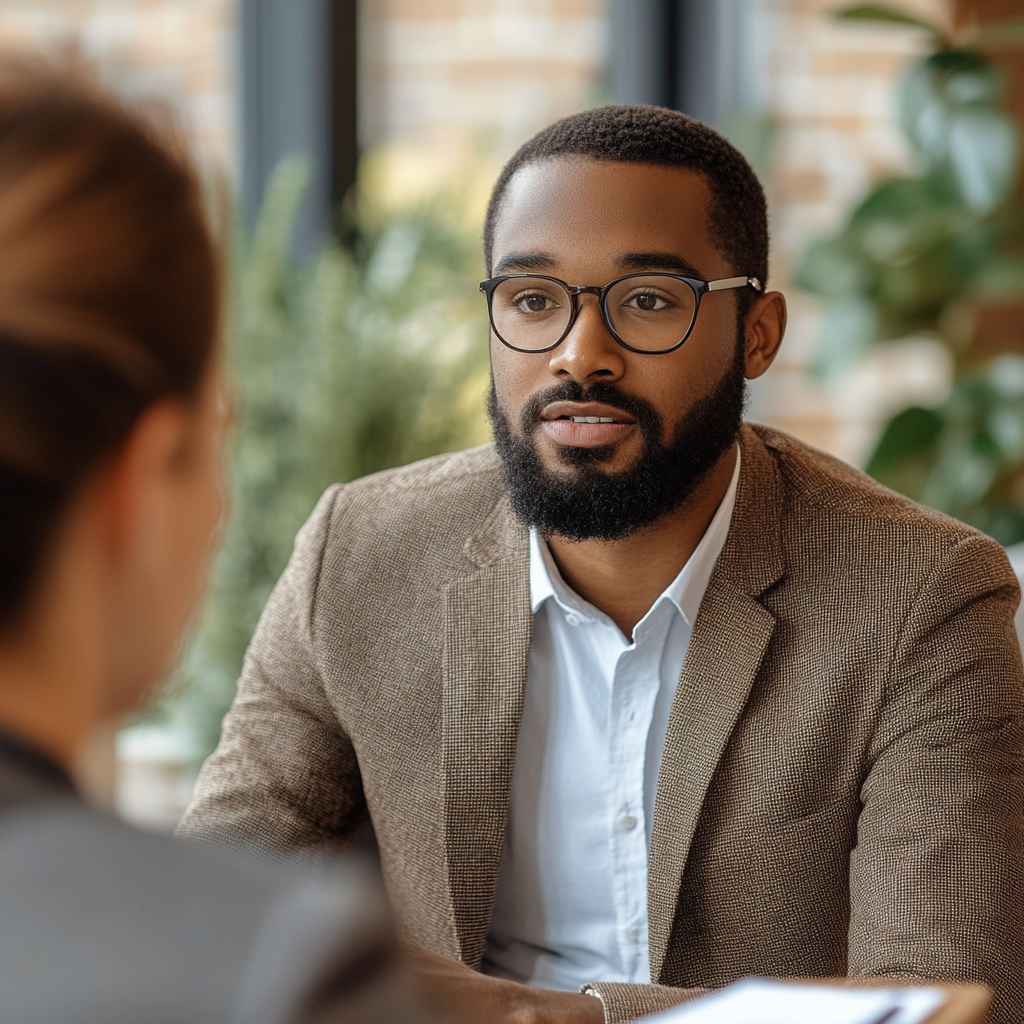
[489,275,698,352]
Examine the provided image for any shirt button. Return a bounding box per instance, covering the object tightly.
[565,613,582,627]
[618,814,639,833]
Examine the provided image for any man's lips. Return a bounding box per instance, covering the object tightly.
[538,401,637,449]
[541,419,635,448]
[540,401,637,425]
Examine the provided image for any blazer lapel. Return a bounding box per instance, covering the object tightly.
[647,425,787,980]
[441,497,531,969]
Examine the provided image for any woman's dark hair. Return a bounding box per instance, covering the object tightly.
[0,55,222,626]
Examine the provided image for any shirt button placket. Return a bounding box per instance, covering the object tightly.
[610,644,649,980]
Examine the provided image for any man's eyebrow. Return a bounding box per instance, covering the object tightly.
[492,252,558,275]
[491,250,709,279]
[618,252,706,278]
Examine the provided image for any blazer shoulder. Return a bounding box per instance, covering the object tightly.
[316,444,507,552]
[753,423,997,554]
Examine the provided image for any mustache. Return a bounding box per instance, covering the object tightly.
[518,380,662,437]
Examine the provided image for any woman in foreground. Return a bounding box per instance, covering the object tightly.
[0,54,414,1024]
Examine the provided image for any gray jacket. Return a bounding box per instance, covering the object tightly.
[0,730,418,1024]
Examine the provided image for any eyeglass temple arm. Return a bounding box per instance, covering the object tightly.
[708,275,763,293]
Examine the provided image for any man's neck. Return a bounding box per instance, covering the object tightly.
[544,444,738,638]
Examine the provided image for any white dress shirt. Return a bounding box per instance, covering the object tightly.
[482,449,742,991]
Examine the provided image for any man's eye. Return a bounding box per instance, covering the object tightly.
[513,292,558,313]
[625,291,671,312]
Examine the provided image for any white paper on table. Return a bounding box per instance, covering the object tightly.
[641,978,946,1024]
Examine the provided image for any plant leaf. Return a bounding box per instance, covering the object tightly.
[794,235,873,297]
[897,49,1002,172]
[970,254,1024,298]
[847,175,954,231]
[866,405,943,488]
[986,355,1024,399]
[811,297,881,380]
[922,424,1002,509]
[831,3,951,45]
[947,108,1019,211]
[988,407,1024,460]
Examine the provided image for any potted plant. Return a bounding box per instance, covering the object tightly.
[796,3,1024,641]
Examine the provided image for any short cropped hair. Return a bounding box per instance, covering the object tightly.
[484,105,769,300]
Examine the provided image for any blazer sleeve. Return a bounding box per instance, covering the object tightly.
[849,533,1024,1024]
[178,485,364,855]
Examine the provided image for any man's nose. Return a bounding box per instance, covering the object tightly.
[547,293,626,385]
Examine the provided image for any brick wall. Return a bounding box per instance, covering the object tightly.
[360,0,608,152]
[0,0,237,170]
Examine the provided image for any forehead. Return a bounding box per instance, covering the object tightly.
[491,157,724,277]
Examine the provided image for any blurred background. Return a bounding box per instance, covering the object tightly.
[1,0,1021,827]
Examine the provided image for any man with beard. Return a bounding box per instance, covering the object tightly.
[181,106,1024,1024]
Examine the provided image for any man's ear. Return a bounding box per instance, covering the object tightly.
[92,399,192,564]
[743,290,787,380]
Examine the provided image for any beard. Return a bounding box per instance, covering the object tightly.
[488,342,747,542]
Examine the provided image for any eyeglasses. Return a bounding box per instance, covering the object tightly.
[479,272,762,355]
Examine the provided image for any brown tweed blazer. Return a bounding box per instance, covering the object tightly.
[180,423,1024,1024]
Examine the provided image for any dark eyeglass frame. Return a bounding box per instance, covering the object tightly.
[479,271,763,355]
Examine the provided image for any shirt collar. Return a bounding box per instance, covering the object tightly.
[529,523,576,617]
[529,444,742,628]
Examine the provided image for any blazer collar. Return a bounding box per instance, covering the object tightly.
[646,423,787,978]
[462,490,526,571]
[441,544,531,967]
[715,423,786,599]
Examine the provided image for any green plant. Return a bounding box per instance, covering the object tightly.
[159,160,489,762]
[795,3,1024,544]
